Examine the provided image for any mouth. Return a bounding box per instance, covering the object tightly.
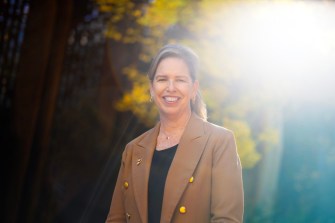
[163,96,180,103]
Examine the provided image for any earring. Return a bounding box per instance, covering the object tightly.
[150,95,153,102]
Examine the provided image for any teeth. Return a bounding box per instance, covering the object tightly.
[165,97,178,102]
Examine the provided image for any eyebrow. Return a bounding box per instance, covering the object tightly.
[155,75,189,79]
[155,75,167,78]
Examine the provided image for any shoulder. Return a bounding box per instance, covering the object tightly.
[120,126,156,161]
[126,127,155,146]
[203,121,239,165]
[189,113,235,143]
[200,120,237,155]
[203,120,234,139]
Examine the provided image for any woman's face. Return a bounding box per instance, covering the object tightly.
[150,57,198,119]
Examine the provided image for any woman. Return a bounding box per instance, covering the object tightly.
[106,44,244,223]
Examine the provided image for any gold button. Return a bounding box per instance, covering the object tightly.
[189,176,194,183]
[126,213,131,219]
[136,158,142,166]
[179,206,186,214]
[124,181,129,189]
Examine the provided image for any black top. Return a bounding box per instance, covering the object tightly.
[148,144,178,223]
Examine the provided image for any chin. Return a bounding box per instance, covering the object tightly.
[159,109,178,116]
[159,109,188,118]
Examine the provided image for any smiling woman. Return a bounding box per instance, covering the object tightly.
[105,44,244,223]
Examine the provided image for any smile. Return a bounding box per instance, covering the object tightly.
[163,96,179,103]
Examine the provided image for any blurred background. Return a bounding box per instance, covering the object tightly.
[1,0,335,222]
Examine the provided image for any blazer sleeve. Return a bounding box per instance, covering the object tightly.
[210,130,244,223]
[105,149,127,223]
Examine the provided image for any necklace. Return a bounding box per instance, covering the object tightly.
[156,131,180,150]
[161,131,172,140]
[157,113,191,149]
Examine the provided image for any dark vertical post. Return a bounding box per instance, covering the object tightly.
[5,0,73,222]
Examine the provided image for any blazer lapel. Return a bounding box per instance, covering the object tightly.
[132,123,160,223]
[161,113,209,222]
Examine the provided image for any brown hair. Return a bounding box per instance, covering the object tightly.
[148,44,207,120]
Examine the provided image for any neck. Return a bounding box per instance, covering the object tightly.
[159,111,192,134]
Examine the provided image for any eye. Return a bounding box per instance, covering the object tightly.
[155,76,167,82]
[157,78,167,82]
[177,78,188,83]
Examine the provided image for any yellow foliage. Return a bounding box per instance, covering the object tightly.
[257,128,280,151]
[116,66,158,126]
[105,26,122,41]
[99,5,113,12]
[137,0,187,27]
[223,118,261,168]
[115,84,158,126]
[139,53,151,63]
[96,0,140,43]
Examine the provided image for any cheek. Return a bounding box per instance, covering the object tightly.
[151,84,163,96]
[150,87,159,97]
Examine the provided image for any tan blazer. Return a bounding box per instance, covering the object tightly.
[106,113,244,223]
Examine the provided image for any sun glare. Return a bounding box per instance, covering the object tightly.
[214,1,335,102]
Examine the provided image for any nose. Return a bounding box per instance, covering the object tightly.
[167,80,176,91]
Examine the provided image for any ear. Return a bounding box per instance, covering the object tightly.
[192,80,199,98]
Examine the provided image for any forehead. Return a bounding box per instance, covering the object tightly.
[155,57,190,76]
